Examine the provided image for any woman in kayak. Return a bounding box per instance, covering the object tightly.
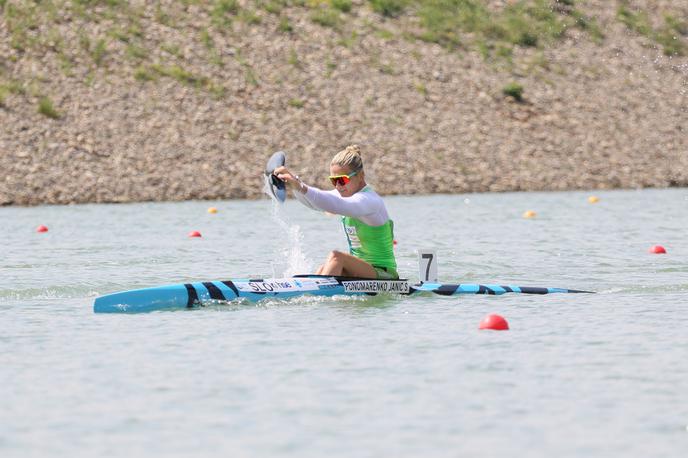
[273,145,398,279]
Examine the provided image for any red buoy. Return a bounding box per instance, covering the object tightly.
[36,225,49,233]
[649,245,666,254]
[188,230,202,238]
[479,314,509,331]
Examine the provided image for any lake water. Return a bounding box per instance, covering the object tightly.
[1,188,687,457]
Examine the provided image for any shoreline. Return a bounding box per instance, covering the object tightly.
[3,184,684,208]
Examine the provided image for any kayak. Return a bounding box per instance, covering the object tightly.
[93,275,592,313]
[94,154,594,314]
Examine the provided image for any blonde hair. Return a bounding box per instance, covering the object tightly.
[331,145,363,172]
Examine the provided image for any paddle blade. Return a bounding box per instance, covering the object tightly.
[264,151,286,202]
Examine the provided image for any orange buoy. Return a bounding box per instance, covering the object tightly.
[207,207,218,214]
[522,210,536,219]
[36,225,49,233]
[649,245,666,254]
[188,230,202,238]
[588,196,600,203]
[479,314,509,331]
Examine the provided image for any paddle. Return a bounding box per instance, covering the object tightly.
[264,151,286,202]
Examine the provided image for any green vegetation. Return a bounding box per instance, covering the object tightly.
[379,62,396,74]
[665,14,688,36]
[324,58,337,77]
[658,14,688,56]
[617,4,653,36]
[126,43,148,61]
[210,53,225,67]
[239,9,262,25]
[288,98,305,108]
[198,29,225,67]
[571,10,604,43]
[200,29,214,50]
[161,43,182,58]
[0,80,25,106]
[92,39,107,66]
[78,33,91,53]
[617,3,687,56]
[212,0,240,27]
[44,27,64,52]
[375,28,396,40]
[263,1,284,15]
[134,66,156,82]
[0,81,25,96]
[278,16,293,33]
[368,0,406,18]
[107,27,131,44]
[236,53,260,86]
[147,62,225,96]
[72,0,123,7]
[337,30,359,48]
[310,7,341,29]
[208,84,227,99]
[4,1,39,51]
[1,0,685,108]
[502,82,524,102]
[151,64,209,88]
[416,0,579,52]
[38,96,60,119]
[288,49,302,68]
[332,0,352,13]
[57,51,74,75]
[154,2,172,26]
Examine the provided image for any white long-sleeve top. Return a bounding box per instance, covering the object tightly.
[298,185,390,226]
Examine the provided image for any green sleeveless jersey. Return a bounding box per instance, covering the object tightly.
[341,216,397,272]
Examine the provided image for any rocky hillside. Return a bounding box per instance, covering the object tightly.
[1,0,687,205]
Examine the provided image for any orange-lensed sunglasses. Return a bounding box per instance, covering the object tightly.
[328,170,359,186]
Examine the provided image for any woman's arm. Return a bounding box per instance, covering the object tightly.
[301,186,378,219]
[272,166,384,223]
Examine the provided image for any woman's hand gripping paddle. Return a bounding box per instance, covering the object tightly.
[264,151,287,202]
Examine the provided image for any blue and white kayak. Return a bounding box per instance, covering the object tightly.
[93,275,592,313]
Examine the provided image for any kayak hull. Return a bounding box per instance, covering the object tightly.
[93,276,592,314]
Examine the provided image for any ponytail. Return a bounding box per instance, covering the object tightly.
[331,145,363,172]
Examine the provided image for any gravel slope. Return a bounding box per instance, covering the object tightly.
[1,0,686,205]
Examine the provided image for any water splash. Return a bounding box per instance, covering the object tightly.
[268,200,314,277]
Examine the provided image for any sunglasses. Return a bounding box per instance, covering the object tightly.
[328,170,359,186]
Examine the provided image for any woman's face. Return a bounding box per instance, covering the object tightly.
[329,164,364,197]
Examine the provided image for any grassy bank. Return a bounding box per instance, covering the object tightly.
[2,0,686,117]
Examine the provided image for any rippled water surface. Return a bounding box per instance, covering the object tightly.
[1,189,687,457]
